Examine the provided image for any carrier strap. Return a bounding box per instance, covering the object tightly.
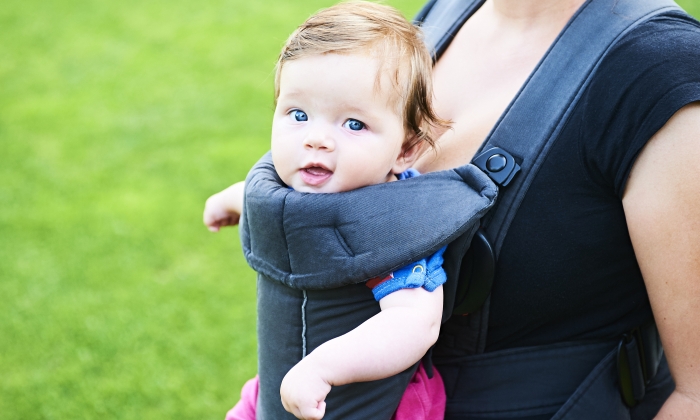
[438,339,619,417]
[436,324,671,418]
[415,0,485,59]
[418,0,681,354]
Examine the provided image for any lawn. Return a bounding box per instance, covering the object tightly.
[0,0,424,418]
[1,0,697,419]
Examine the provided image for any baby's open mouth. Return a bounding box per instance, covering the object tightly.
[300,166,333,186]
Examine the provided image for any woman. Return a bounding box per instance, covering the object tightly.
[415,0,700,418]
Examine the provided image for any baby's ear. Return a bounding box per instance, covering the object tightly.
[392,136,424,174]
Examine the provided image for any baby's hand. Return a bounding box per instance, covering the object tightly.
[280,358,331,420]
[203,181,245,232]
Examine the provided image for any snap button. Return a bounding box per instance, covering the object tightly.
[412,265,424,274]
[486,154,507,172]
[472,147,521,187]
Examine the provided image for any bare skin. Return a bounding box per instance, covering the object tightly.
[416,0,700,417]
[623,103,700,418]
[416,0,587,171]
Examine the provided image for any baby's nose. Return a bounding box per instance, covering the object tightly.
[303,129,335,151]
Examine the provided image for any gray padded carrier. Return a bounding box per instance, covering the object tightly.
[240,153,496,419]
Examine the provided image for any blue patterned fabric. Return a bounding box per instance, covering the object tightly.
[371,246,447,301]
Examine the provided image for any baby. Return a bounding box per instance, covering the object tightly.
[204,2,450,419]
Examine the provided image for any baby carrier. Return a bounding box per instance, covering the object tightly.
[240,0,682,418]
[241,157,497,419]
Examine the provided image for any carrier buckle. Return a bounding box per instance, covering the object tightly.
[472,147,521,187]
[616,323,662,407]
[452,229,495,315]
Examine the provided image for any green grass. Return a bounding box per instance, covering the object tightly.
[1,0,697,419]
[682,0,700,18]
[0,0,425,419]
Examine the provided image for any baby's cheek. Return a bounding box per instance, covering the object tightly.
[270,151,293,186]
[276,165,295,188]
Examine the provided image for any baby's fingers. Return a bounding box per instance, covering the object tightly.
[281,398,325,420]
[299,400,326,420]
[203,212,240,232]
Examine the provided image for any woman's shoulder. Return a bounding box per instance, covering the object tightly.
[595,11,700,89]
[611,11,700,65]
[575,11,700,195]
[590,11,700,90]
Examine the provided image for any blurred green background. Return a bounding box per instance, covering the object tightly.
[1,0,698,418]
[0,0,425,418]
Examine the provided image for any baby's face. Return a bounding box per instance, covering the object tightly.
[271,53,409,193]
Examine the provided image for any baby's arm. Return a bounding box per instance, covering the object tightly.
[203,181,245,231]
[280,285,443,420]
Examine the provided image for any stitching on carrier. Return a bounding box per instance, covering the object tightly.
[301,290,308,358]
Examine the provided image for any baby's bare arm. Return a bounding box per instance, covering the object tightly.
[202,181,245,232]
[280,286,443,419]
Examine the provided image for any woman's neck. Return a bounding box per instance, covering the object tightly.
[487,0,586,32]
[421,0,588,172]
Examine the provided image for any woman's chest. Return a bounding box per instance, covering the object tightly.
[427,59,529,170]
[419,16,565,171]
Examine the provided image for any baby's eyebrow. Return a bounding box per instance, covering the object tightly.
[340,104,369,116]
[296,101,370,119]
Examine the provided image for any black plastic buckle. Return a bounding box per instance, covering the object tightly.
[472,147,521,187]
[452,229,495,315]
[617,327,649,407]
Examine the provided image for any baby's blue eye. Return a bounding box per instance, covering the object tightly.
[293,110,308,122]
[345,119,365,131]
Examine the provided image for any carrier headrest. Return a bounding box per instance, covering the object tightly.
[240,152,497,290]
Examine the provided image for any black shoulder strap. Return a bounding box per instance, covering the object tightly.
[418,0,681,354]
[415,0,485,59]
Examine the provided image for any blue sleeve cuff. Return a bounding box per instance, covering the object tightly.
[371,246,447,301]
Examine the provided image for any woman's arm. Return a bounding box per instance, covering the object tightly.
[280,286,443,420]
[622,103,700,418]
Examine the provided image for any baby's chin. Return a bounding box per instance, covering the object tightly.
[289,182,342,194]
[286,177,351,194]
[286,174,396,193]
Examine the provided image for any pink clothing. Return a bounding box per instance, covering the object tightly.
[392,363,446,420]
[226,376,259,420]
[225,363,445,420]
